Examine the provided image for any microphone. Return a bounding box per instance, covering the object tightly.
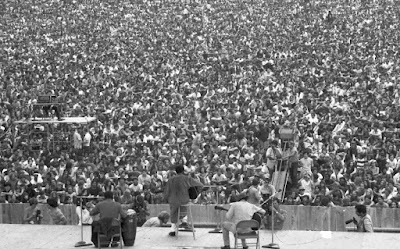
[214,206,228,211]
[345,219,354,225]
[345,217,356,224]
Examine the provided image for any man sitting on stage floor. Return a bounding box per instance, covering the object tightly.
[142,211,170,227]
[221,191,265,249]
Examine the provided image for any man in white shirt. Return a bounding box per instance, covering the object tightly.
[263,140,282,177]
[221,192,265,249]
[73,129,82,155]
[129,178,143,194]
[83,128,91,156]
[138,170,152,187]
[212,169,228,185]
[299,152,313,178]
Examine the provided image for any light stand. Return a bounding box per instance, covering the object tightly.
[75,196,92,247]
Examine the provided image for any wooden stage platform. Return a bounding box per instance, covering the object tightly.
[0,224,398,249]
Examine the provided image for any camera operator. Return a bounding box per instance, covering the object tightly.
[24,198,43,224]
[347,204,373,232]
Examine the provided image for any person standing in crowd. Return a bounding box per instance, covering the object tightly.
[299,152,313,178]
[142,211,170,227]
[354,204,373,232]
[247,178,261,206]
[264,140,282,178]
[283,141,299,185]
[220,191,265,249]
[260,177,276,203]
[47,197,67,225]
[73,128,82,155]
[164,165,203,236]
[83,128,92,156]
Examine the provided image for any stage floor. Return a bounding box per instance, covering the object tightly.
[0,224,398,249]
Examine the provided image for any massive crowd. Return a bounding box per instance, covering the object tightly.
[1,0,400,224]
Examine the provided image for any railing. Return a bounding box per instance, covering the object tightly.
[2,203,400,232]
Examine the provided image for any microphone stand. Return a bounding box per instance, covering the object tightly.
[209,185,222,233]
[262,190,281,249]
[75,196,97,247]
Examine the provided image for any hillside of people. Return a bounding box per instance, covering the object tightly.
[1,0,400,223]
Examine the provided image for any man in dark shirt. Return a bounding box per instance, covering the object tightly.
[90,191,126,219]
[90,191,127,247]
[164,165,203,236]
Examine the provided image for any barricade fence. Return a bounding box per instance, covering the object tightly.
[2,203,400,231]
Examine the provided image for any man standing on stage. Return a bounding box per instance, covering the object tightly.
[164,165,203,236]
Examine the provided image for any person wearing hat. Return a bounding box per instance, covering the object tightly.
[220,190,265,249]
[142,211,170,227]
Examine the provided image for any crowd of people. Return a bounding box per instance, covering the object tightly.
[1,0,400,226]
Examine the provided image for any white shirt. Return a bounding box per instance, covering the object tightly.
[129,183,143,193]
[83,132,91,147]
[73,131,82,149]
[226,200,264,226]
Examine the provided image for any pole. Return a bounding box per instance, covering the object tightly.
[74,196,92,247]
[80,196,84,241]
[208,185,223,233]
[262,191,281,249]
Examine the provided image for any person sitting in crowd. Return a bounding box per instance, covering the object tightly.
[0,0,399,226]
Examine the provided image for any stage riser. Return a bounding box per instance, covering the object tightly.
[2,203,400,232]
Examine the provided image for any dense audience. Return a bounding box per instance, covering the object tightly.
[1,0,400,219]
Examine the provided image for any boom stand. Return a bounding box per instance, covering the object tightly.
[262,199,279,249]
[75,196,92,247]
[209,207,222,233]
[208,185,222,233]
